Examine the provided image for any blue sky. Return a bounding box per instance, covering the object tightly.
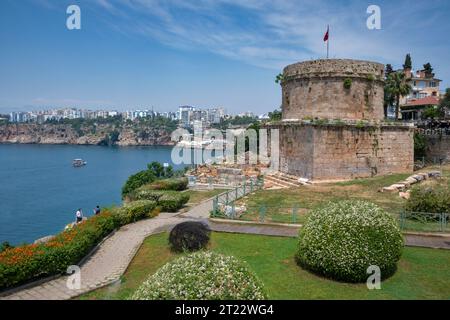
[0,0,449,114]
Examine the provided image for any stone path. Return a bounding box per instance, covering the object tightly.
[1,197,450,300]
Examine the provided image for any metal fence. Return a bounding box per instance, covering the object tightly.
[399,211,449,232]
[211,177,264,215]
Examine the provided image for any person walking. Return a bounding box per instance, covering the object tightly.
[93,205,101,215]
[76,208,83,223]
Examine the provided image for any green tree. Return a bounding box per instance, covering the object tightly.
[421,106,439,120]
[268,109,282,121]
[423,63,434,77]
[385,64,394,76]
[385,71,412,120]
[122,161,176,198]
[403,54,412,69]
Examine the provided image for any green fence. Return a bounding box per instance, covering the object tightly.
[399,211,449,233]
[211,177,264,215]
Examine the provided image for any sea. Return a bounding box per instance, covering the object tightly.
[0,144,182,245]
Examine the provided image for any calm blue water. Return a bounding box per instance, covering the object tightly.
[0,144,180,245]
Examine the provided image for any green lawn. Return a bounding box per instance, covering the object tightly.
[79,232,450,300]
[232,165,450,232]
[184,189,226,209]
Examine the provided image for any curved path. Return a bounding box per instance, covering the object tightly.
[1,198,450,300]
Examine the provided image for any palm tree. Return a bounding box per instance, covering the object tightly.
[385,71,411,120]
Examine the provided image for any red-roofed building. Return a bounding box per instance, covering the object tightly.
[401,96,440,120]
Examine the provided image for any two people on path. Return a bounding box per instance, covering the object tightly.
[75,205,100,223]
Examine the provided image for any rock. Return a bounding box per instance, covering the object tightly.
[405,177,418,184]
[411,174,424,182]
[34,235,54,244]
[428,171,442,178]
[399,191,411,200]
[382,186,399,192]
[298,178,311,185]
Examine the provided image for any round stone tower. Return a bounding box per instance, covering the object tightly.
[281,59,385,121]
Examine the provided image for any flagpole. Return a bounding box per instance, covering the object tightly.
[327,25,329,59]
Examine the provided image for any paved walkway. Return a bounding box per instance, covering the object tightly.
[1,197,450,300]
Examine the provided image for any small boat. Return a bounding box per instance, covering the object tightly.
[73,159,87,167]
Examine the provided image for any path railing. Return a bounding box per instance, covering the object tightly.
[399,211,449,233]
[211,177,264,216]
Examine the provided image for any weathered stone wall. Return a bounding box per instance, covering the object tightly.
[275,123,414,180]
[424,135,450,163]
[282,59,385,121]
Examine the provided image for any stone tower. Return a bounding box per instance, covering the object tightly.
[268,59,414,181]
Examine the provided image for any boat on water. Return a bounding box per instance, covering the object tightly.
[72,159,87,167]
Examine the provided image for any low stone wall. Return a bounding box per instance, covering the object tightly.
[272,122,414,180]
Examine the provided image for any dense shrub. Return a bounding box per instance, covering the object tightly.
[0,242,13,253]
[158,192,190,212]
[129,188,190,212]
[296,200,403,283]
[169,222,210,252]
[145,177,188,191]
[113,200,158,225]
[0,203,160,290]
[121,170,156,198]
[405,185,450,214]
[131,252,266,300]
[121,161,177,198]
[0,211,120,289]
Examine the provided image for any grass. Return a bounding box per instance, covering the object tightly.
[184,189,226,209]
[79,232,450,300]
[233,165,450,231]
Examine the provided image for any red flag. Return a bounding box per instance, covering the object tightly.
[323,26,329,42]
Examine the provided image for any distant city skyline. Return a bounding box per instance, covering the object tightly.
[1,0,449,114]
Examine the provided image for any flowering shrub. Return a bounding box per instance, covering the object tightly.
[0,204,160,290]
[0,211,120,289]
[169,221,210,252]
[131,252,266,300]
[296,200,403,283]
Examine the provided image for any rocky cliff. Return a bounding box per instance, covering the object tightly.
[0,123,174,146]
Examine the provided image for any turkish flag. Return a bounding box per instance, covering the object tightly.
[323,26,329,42]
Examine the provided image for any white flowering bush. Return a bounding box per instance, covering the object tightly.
[131,252,266,300]
[296,200,403,283]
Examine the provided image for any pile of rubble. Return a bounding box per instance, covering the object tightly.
[381,171,442,198]
[190,163,266,185]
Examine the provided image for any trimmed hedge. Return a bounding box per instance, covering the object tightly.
[158,192,190,212]
[0,202,159,290]
[296,200,403,283]
[405,185,450,214]
[145,178,188,191]
[129,188,190,212]
[131,252,266,300]
[112,200,158,225]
